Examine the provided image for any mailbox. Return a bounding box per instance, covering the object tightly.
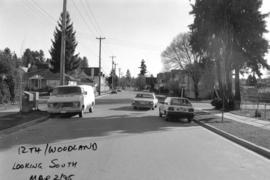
[33,92,39,110]
[21,91,34,113]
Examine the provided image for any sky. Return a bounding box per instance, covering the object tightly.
[0,0,270,78]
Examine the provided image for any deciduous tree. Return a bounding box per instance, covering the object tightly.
[80,56,89,68]
[22,49,45,67]
[161,33,209,99]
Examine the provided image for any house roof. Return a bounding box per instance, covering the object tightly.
[18,66,28,72]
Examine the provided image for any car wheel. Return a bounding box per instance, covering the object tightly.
[49,113,55,118]
[187,117,193,123]
[159,110,162,117]
[89,106,93,113]
[165,111,169,121]
[79,110,83,118]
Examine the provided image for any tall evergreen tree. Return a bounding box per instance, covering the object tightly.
[106,69,118,89]
[0,48,19,103]
[125,69,131,87]
[49,11,80,73]
[246,75,257,86]
[80,56,89,68]
[189,0,269,109]
[139,59,147,76]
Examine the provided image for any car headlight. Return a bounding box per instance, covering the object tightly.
[188,108,194,112]
[73,102,80,107]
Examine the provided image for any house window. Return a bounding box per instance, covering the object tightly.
[41,79,46,88]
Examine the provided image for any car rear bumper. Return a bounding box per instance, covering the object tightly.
[132,103,154,109]
[167,111,194,118]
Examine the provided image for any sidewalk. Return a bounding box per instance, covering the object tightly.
[193,103,270,159]
[215,112,270,130]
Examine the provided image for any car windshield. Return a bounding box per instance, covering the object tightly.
[171,98,191,106]
[52,86,82,95]
[135,93,154,99]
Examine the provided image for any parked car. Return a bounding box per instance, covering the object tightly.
[159,97,194,122]
[47,85,95,118]
[132,92,158,110]
[111,89,117,94]
[156,95,167,104]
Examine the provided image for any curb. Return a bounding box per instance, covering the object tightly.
[0,114,50,136]
[193,118,270,160]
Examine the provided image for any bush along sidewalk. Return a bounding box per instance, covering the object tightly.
[194,112,270,159]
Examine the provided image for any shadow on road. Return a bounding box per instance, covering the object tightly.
[110,106,152,111]
[0,113,198,150]
[96,98,132,105]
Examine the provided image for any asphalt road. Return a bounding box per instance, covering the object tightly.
[0,91,270,180]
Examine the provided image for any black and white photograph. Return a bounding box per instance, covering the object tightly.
[1,0,270,179]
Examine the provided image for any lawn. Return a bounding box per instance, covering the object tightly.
[231,108,270,121]
[195,113,270,150]
[0,110,48,131]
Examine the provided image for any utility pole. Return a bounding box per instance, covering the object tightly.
[118,68,121,78]
[60,0,67,85]
[114,62,118,89]
[110,56,116,90]
[118,68,121,89]
[96,36,105,95]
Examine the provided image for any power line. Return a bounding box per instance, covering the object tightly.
[27,0,57,23]
[79,0,100,35]
[107,37,161,51]
[83,0,104,35]
[78,41,99,57]
[70,0,97,36]
[104,41,161,54]
[22,0,56,25]
[81,0,116,58]
[74,0,113,60]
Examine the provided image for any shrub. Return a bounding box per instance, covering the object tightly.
[211,98,223,109]
[255,109,261,117]
[211,97,235,110]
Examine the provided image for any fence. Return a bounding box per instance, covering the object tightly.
[240,86,270,121]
